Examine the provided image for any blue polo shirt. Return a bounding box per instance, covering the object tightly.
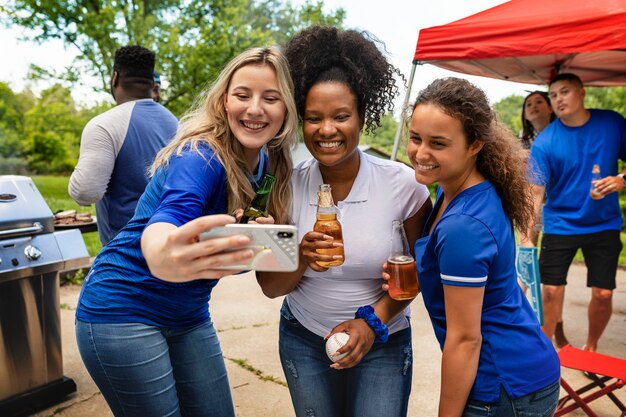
[529,109,626,234]
[76,144,266,328]
[415,181,560,402]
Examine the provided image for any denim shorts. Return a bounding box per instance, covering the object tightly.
[278,300,413,417]
[463,381,560,417]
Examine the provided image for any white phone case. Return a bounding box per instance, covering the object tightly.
[199,224,299,272]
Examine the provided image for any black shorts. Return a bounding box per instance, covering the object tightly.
[539,230,622,290]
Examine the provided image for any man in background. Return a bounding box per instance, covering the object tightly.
[521,73,626,353]
[69,45,178,245]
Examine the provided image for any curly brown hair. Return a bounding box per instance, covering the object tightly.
[284,25,402,134]
[413,77,534,235]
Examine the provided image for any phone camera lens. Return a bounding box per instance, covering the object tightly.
[277,231,293,238]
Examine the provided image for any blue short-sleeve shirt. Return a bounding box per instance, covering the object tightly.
[415,180,560,402]
[76,144,263,328]
[528,109,626,234]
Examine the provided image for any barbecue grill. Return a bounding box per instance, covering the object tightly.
[0,175,90,416]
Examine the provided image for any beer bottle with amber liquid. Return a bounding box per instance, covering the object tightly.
[313,184,344,267]
[590,164,604,200]
[387,220,419,300]
[240,173,275,223]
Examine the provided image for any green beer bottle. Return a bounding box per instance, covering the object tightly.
[240,173,276,223]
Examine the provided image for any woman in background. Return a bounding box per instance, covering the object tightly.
[520,90,556,149]
[519,90,569,348]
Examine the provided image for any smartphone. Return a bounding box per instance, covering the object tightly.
[198,224,299,272]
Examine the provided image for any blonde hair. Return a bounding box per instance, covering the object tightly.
[150,46,297,224]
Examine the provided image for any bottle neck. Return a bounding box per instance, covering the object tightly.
[251,174,275,210]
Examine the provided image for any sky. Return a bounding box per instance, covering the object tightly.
[0,0,541,108]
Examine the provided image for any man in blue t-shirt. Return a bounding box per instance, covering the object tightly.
[69,46,177,245]
[522,73,626,353]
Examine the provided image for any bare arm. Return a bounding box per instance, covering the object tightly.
[518,184,545,247]
[141,214,256,282]
[406,197,432,257]
[438,285,484,417]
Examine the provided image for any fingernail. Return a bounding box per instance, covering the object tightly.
[332,242,343,247]
[332,255,343,260]
[243,249,255,258]
[237,236,251,243]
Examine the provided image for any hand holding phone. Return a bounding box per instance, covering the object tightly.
[199,224,299,272]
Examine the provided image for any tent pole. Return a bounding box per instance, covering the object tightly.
[391,62,417,161]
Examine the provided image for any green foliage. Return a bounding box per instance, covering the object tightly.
[60,267,86,286]
[0,82,113,174]
[585,86,626,117]
[1,0,345,116]
[0,157,30,175]
[21,85,87,173]
[361,113,397,151]
[0,81,35,157]
[493,94,524,137]
[360,113,410,165]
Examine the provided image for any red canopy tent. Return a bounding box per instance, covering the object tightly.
[391,0,626,159]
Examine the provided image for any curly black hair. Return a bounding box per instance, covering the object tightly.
[113,45,155,81]
[284,26,402,134]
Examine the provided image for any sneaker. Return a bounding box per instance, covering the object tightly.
[554,321,570,349]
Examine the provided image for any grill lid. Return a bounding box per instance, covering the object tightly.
[0,176,54,235]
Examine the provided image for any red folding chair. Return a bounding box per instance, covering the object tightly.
[556,344,626,416]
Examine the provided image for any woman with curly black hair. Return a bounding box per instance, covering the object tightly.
[257,26,432,417]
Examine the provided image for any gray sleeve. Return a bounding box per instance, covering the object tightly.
[68,105,132,205]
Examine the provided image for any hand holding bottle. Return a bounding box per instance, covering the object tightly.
[240,173,275,223]
[298,230,344,272]
[590,164,625,198]
[313,184,345,267]
[381,220,419,300]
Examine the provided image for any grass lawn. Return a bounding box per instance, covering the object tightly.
[32,175,102,257]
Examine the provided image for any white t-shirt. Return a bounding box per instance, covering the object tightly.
[286,150,430,337]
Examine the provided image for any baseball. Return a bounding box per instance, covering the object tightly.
[325,332,350,362]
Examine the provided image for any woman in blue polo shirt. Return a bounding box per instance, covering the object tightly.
[390,77,560,416]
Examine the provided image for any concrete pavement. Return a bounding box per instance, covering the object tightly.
[25,263,626,416]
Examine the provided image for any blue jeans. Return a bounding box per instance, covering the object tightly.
[279,300,413,417]
[76,320,234,417]
[463,381,560,417]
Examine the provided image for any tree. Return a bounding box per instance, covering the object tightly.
[361,113,398,151]
[0,82,35,158]
[493,94,524,137]
[2,0,345,115]
[21,84,93,173]
[585,86,626,117]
